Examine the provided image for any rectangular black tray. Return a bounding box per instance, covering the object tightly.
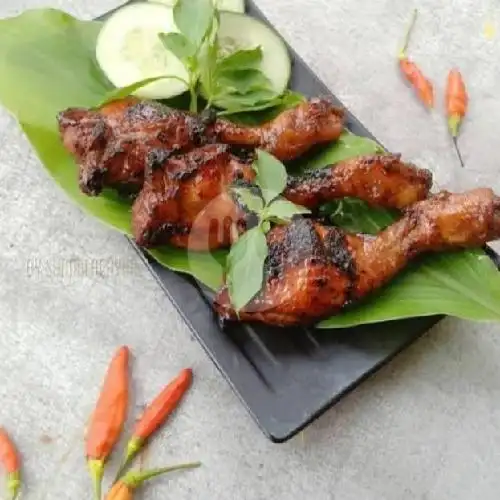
[102,0,500,443]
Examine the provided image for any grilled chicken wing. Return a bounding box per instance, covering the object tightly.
[211,97,345,161]
[57,97,211,196]
[58,97,345,196]
[131,144,255,251]
[214,188,500,327]
[132,152,433,250]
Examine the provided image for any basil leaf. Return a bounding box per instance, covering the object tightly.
[265,198,311,222]
[216,47,263,73]
[302,132,385,171]
[280,90,307,108]
[227,227,268,311]
[97,75,189,107]
[253,150,287,204]
[219,90,305,120]
[212,88,279,113]
[173,0,214,48]
[217,69,273,94]
[198,31,220,98]
[320,198,396,235]
[159,32,196,61]
[216,96,283,116]
[232,187,264,214]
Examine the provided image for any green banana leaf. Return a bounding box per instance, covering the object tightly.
[317,200,500,328]
[1,8,500,327]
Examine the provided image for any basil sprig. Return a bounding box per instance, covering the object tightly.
[158,0,281,114]
[227,150,310,312]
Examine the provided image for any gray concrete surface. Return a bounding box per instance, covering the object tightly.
[1,0,500,498]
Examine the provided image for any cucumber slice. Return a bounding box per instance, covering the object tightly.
[149,0,246,14]
[96,3,189,100]
[217,11,291,95]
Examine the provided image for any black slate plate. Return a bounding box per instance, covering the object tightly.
[100,0,500,443]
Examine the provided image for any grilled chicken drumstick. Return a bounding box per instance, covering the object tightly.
[214,188,500,327]
[132,150,432,250]
[284,154,432,210]
[58,97,345,196]
[211,97,345,161]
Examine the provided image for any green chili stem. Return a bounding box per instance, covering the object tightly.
[122,462,202,489]
[399,9,418,59]
[88,459,104,500]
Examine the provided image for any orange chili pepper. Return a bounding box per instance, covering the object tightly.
[446,68,469,137]
[398,9,434,109]
[117,368,193,478]
[106,463,201,500]
[0,428,21,500]
[86,346,130,500]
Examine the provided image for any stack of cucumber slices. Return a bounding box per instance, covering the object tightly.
[96,0,292,102]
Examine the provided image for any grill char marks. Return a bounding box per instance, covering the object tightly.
[129,150,434,251]
[213,188,500,327]
[131,144,257,251]
[211,97,346,162]
[57,97,215,196]
[57,97,347,197]
[285,154,433,210]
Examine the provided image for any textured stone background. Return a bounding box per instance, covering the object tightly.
[1,0,500,499]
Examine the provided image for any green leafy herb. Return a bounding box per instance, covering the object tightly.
[159,33,196,61]
[157,0,281,114]
[319,198,397,234]
[227,226,268,311]
[226,150,311,310]
[202,47,279,112]
[97,75,190,108]
[253,150,287,204]
[300,131,385,171]
[219,90,305,120]
[173,0,215,48]
[215,47,262,72]
[263,199,311,223]
[232,187,264,213]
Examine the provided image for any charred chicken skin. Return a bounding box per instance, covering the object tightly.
[284,154,432,210]
[213,188,500,327]
[57,97,345,196]
[210,97,345,161]
[131,144,255,251]
[57,97,211,196]
[132,152,433,250]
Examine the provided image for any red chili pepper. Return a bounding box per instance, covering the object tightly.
[86,346,130,500]
[116,368,193,479]
[106,463,201,500]
[398,9,435,109]
[446,68,468,137]
[0,428,21,500]
[445,68,469,168]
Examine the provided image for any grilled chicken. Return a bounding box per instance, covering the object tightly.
[57,97,345,196]
[213,188,500,327]
[131,144,256,251]
[284,154,432,210]
[132,151,433,250]
[211,97,345,161]
[57,97,211,196]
